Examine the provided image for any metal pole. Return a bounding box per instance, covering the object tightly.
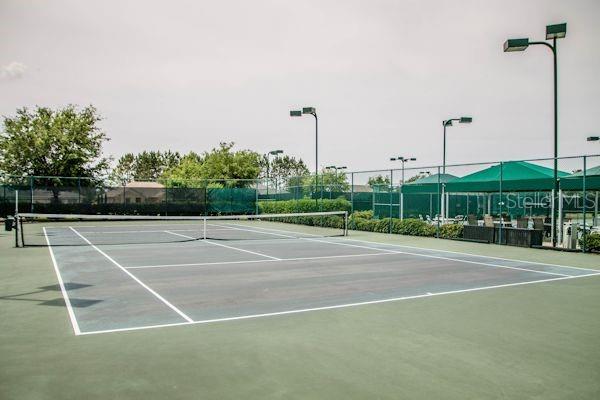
[499,162,503,245]
[314,113,318,207]
[255,179,259,215]
[30,176,33,213]
[389,169,393,233]
[350,172,354,215]
[582,156,587,253]
[436,167,440,238]
[552,39,559,247]
[266,153,270,197]
[14,189,19,247]
[443,122,447,174]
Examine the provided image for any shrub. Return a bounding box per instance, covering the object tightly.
[351,210,373,220]
[348,213,436,237]
[258,198,351,215]
[439,224,464,239]
[391,218,436,236]
[579,232,600,252]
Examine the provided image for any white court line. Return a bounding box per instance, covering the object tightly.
[69,227,193,323]
[207,222,571,278]
[43,227,81,335]
[225,222,597,275]
[164,230,282,260]
[70,227,233,235]
[76,272,600,336]
[303,237,571,277]
[126,251,396,269]
[342,238,600,274]
[206,222,294,238]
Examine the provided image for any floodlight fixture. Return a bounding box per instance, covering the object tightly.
[503,38,529,52]
[546,23,567,40]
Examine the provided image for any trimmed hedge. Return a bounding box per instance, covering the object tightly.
[349,212,437,236]
[258,198,351,215]
[257,198,350,230]
[439,224,464,239]
[579,232,600,252]
[258,200,466,240]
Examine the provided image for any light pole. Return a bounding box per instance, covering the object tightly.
[504,22,567,247]
[290,107,318,195]
[442,117,472,174]
[441,117,472,222]
[266,149,283,196]
[325,165,347,195]
[390,157,416,184]
[391,157,416,221]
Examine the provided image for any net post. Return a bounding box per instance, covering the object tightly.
[203,217,207,239]
[14,189,19,247]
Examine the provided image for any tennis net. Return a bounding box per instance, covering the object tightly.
[15,211,348,247]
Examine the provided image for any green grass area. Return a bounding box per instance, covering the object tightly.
[1,229,599,399]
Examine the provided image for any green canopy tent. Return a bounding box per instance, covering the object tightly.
[389,174,457,219]
[401,173,457,194]
[560,165,600,191]
[446,161,570,193]
[438,161,570,220]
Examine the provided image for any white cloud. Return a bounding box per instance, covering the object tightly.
[0,62,27,80]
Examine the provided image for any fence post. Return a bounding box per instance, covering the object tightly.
[498,162,503,245]
[436,167,440,238]
[30,176,34,213]
[164,183,168,216]
[255,179,259,215]
[350,172,354,215]
[582,156,587,253]
[389,169,393,234]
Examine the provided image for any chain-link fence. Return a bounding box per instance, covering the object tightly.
[2,154,599,251]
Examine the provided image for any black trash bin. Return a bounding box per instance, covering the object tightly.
[5,216,14,231]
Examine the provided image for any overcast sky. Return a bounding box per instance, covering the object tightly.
[1,0,599,180]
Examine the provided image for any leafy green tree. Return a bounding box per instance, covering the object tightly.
[261,154,309,188]
[406,172,429,183]
[303,169,349,193]
[161,152,204,187]
[367,175,390,188]
[110,150,181,183]
[162,143,261,188]
[110,153,135,183]
[0,105,109,180]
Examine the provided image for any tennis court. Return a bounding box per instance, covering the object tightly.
[18,212,599,336]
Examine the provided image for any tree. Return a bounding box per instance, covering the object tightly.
[261,154,309,188]
[162,143,261,188]
[303,169,349,193]
[0,105,109,181]
[406,172,428,183]
[110,153,135,183]
[110,150,181,183]
[367,175,390,188]
[161,152,204,187]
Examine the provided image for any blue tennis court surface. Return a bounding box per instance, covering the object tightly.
[41,221,599,335]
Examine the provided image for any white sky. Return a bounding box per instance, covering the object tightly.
[1,0,599,179]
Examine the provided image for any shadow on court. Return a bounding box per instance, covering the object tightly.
[0,282,102,308]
